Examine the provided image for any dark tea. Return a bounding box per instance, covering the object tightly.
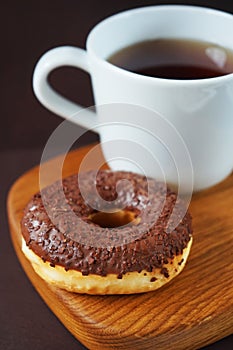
[107,38,233,79]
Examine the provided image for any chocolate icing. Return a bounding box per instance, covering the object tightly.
[21,170,192,278]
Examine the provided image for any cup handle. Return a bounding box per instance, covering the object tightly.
[32,46,96,130]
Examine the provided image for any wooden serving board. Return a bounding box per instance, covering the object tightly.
[7,144,233,350]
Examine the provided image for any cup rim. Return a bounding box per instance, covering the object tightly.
[86,4,233,86]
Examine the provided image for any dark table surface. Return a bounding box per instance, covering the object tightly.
[1,1,233,349]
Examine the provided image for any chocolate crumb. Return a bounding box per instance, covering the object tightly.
[161,267,169,278]
[150,277,157,282]
[178,258,184,266]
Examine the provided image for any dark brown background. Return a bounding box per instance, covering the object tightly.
[1,0,233,349]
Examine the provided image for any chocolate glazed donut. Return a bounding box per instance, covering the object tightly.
[21,170,193,294]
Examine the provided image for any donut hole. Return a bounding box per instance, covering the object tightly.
[89,210,139,228]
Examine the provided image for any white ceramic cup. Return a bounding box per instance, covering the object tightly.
[33,5,233,192]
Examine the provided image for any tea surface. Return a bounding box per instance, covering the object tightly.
[108,38,233,79]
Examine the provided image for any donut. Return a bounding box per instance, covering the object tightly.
[21,170,193,294]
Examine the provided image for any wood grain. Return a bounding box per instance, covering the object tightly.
[7,144,233,350]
